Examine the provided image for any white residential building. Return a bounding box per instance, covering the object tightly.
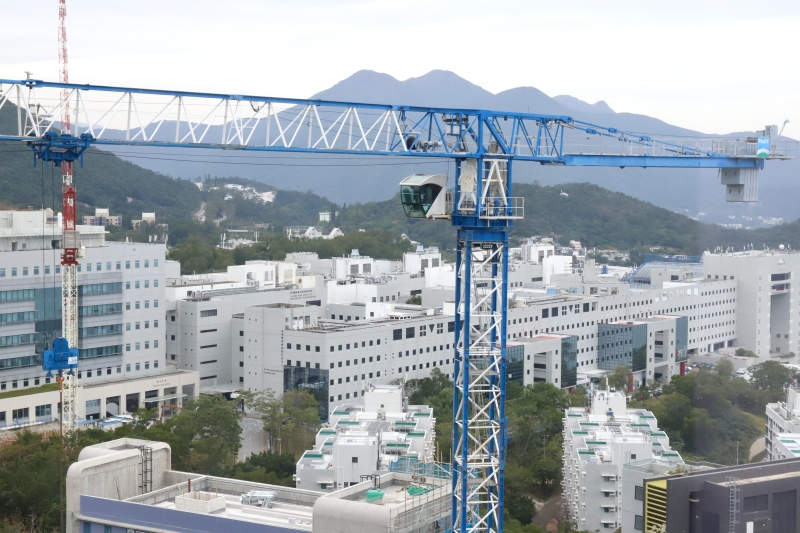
[562,387,683,531]
[294,383,435,491]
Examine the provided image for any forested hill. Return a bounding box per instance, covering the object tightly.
[2,99,800,255]
[335,183,800,255]
[0,103,203,221]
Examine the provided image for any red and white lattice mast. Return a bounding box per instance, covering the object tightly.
[58,0,79,433]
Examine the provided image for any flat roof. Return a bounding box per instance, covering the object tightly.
[127,475,319,531]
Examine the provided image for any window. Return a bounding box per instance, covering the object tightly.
[154,279,159,287]
[201,309,218,317]
[634,486,644,501]
[125,302,131,310]
[634,515,644,531]
[116,261,121,270]
[448,321,455,332]
[135,260,140,268]
[144,300,150,308]
[154,319,159,328]
[406,327,415,338]
[154,259,159,267]
[0,268,4,277]
[126,282,131,290]
[144,260,149,267]
[743,494,768,513]
[144,280,149,288]
[35,404,51,417]
[106,262,111,270]
[34,266,39,275]
[125,261,130,269]
[22,267,28,276]
[393,329,402,340]
[135,301,140,310]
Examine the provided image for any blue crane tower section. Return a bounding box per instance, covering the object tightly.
[0,77,793,533]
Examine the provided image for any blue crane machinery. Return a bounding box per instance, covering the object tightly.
[0,77,795,533]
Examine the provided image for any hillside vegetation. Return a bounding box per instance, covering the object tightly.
[3,100,800,265]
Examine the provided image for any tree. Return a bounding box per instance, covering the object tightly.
[607,364,630,391]
[750,361,793,398]
[715,358,735,378]
[405,295,422,305]
[505,464,536,525]
[244,388,321,456]
[162,394,244,474]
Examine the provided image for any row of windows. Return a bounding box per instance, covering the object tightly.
[79,303,123,317]
[126,320,159,330]
[125,259,159,269]
[0,311,35,325]
[79,345,123,359]
[393,322,454,340]
[124,300,159,310]
[0,289,35,302]
[330,371,383,385]
[0,334,35,348]
[0,376,49,390]
[125,279,159,289]
[0,265,51,277]
[325,339,383,352]
[398,344,451,357]
[329,356,381,368]
[124,340,160,351]
[79,283,123,296]
[79,324,123,338]
[0,404,56,423]
[0,258,159,278]
[398,359,450,373]
[0,355,39,370]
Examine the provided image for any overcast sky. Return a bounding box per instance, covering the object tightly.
[1,0,798,138]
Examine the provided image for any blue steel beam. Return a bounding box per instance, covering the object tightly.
[0,78,779,169]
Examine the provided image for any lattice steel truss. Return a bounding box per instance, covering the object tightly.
[452,159,511,532]
[61,263,78,433]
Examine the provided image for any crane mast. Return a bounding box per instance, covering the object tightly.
[58,0,79,434]
[0,78,793,533]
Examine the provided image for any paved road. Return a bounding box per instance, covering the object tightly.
[239,416,266,462]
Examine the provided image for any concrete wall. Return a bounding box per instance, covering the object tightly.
[66,439,171,533]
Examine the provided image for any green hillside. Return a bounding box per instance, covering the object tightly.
[2,100,799,259]
[334,182,800,256]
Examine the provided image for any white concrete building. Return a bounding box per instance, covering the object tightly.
[704,249,800,359]
[295,383,435,491]
[68,437,451,533]
[0,209,197,429]
[765,386,800,460]
[562,387,683,531]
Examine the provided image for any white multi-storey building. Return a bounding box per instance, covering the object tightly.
[765,386,800,460]
[562,387,683,531]
[294,383,435,491]
[0,209,198,428]
[704,249,800,359]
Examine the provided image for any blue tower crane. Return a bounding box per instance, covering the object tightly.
[0,77,795,533]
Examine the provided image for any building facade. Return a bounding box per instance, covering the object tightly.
[562,387,683,531]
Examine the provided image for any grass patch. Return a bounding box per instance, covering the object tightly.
[0,383,59,400]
